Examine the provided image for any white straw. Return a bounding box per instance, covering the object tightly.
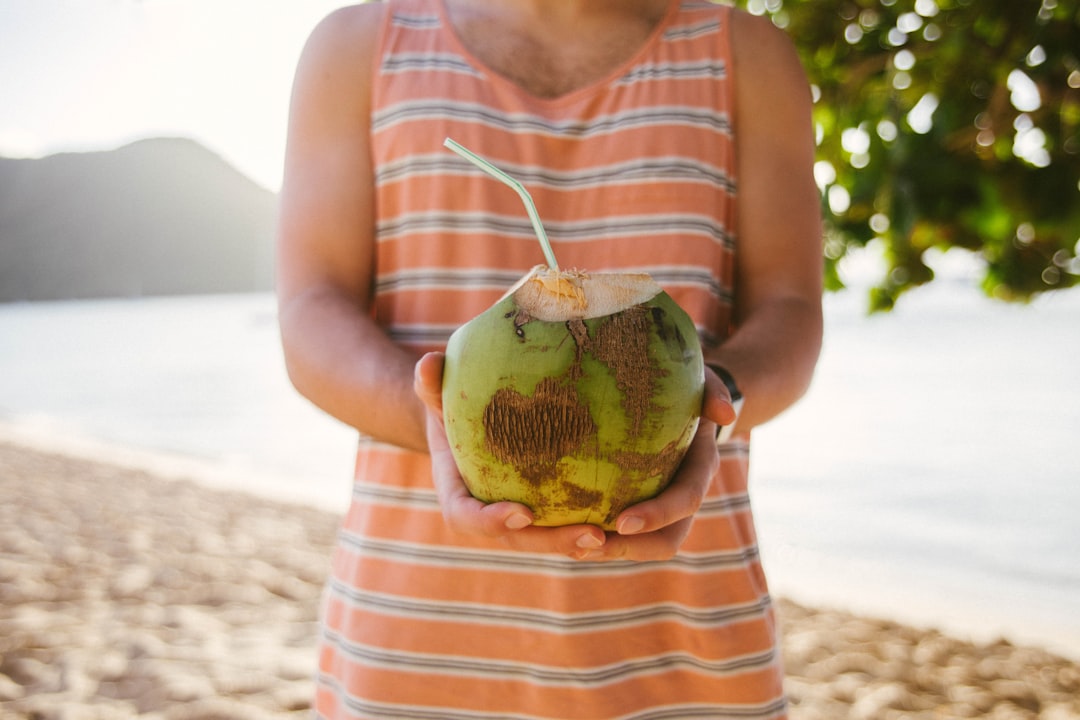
[443,138,559,271]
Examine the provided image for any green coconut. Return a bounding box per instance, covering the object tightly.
[442,265,704,529]
[438,137,704,529]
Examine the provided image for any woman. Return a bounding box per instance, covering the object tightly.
[277,0,822,717]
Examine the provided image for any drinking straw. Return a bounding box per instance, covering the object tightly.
[443,138,559,271]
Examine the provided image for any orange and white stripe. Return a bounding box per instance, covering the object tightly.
[316,0,787,717]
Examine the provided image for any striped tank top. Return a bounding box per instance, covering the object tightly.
[315,1,787,718]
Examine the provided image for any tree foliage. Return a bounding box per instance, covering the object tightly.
[737,0,1080,310]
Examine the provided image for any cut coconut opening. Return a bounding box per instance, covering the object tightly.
[511,265,663,321]
[440,140,663,322]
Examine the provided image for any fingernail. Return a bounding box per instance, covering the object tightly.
[505,513,532,530]
[576,533,604,549]
[617,516,645,535]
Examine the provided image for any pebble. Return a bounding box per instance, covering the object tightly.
[3,440,1079,720]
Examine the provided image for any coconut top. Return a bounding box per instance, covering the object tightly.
[510,266,663,321]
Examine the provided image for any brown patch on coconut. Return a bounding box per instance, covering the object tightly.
[566,306,660,439]
[556,481,604,515]
[482,377,596,485]
[588,306,656,439]
[602,439,689,525]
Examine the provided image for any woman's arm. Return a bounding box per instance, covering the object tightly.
[276,5,429,452]
[708,10,824,434]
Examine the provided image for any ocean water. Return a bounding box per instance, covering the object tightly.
[1,284,1078,659]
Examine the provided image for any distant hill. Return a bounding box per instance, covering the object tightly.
[0,138,277,302]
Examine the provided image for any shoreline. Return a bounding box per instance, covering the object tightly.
[5,418,1078,661]
[2,438,1079,718]
[0,418,356,515]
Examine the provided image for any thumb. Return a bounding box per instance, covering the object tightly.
[414,352,446,413]
[702,367,737,427]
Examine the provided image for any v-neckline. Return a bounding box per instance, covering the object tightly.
[435,0,681,108]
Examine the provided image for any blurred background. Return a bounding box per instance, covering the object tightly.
[1,0,1078,662]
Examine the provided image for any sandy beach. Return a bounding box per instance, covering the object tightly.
[2,439,1078,720]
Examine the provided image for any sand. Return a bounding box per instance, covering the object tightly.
[1,440,1078,720]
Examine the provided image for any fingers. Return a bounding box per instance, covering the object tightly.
[424,403,502,526]
[414,352,445,414]
[439,489,608,557]
[703,367,737,427]
[577,518,695,562]
[546,376,727,561]
[418,354,538,538]
[415,351,716,561]
[616,423,718,532]
[570,422,719,562]
[502,523,608,557]
[421,391,608,557]
[592,371,726,560]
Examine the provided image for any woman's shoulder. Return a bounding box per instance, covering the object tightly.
[728,9,812,112]
[292,2,389,105]
[303,2,389,65]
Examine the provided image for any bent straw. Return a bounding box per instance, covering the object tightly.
[443,137,559,271]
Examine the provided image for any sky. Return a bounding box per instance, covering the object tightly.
[0,0,348,191]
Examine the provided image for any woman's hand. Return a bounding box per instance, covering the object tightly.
[415,353,607,556]
[575,366,735,561]
[414,354,737,561]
